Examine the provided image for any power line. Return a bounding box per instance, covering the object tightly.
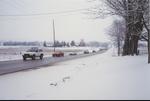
[0,8,89,16]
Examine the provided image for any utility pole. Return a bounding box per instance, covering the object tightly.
[148,0,150,63]
[53,19,56,52]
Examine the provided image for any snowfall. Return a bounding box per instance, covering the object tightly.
[0,48,150,100]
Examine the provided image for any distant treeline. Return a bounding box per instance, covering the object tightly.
[0,40,109,48]
[44,40,109,48]
[2,41,42,46]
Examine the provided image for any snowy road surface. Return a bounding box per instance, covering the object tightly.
[0,50,106,75]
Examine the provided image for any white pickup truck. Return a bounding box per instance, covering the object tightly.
[22,47,44,61]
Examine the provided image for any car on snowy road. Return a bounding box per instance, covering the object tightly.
[22,47,44,61]
[69,52,78,56]
[52,51,64,57]
[84,50,90,54]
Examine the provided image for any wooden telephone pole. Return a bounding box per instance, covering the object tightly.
[53,19,56,52]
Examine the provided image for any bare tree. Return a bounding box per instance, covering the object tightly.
[88,0,150,62]
[70,40,76,47]
[107,18,125,56]
[88,0,150,61]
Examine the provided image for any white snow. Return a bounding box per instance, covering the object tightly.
[0,48,150,100]
[0,54,22,61]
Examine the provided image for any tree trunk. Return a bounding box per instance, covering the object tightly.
[148,31,150,63]
[123,0,133,56]
[123,17,131,56]
[117,36,121,56]
[134,36,139,55]
[130,35,139,56]
[142,15,150,63]
[123,35,130,56]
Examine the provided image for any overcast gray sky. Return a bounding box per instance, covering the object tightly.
[0,0,114,42]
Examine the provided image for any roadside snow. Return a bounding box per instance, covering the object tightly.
[0,48,150,100]
[0,54,22,62]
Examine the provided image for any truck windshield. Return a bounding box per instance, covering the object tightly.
[27,48,38,52]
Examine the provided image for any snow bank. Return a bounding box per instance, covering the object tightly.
[0,49,149,100]
[0,55,22,62]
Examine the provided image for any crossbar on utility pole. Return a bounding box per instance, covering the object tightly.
[53,19,56,52]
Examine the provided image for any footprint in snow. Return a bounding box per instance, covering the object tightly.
[50,82,58,86]
[62,76,71,83]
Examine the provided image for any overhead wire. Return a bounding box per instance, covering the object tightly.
[0,0,89,16]
[0,8,89,16]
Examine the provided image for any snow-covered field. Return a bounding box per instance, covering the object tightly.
[0,48,150,100]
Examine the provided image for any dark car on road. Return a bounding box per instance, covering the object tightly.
[69,52,77,56]
[52,51,64,57]
[84,50,90,54]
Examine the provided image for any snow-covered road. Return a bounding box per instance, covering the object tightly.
[0,50,105,75]
[0,49,150,100]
